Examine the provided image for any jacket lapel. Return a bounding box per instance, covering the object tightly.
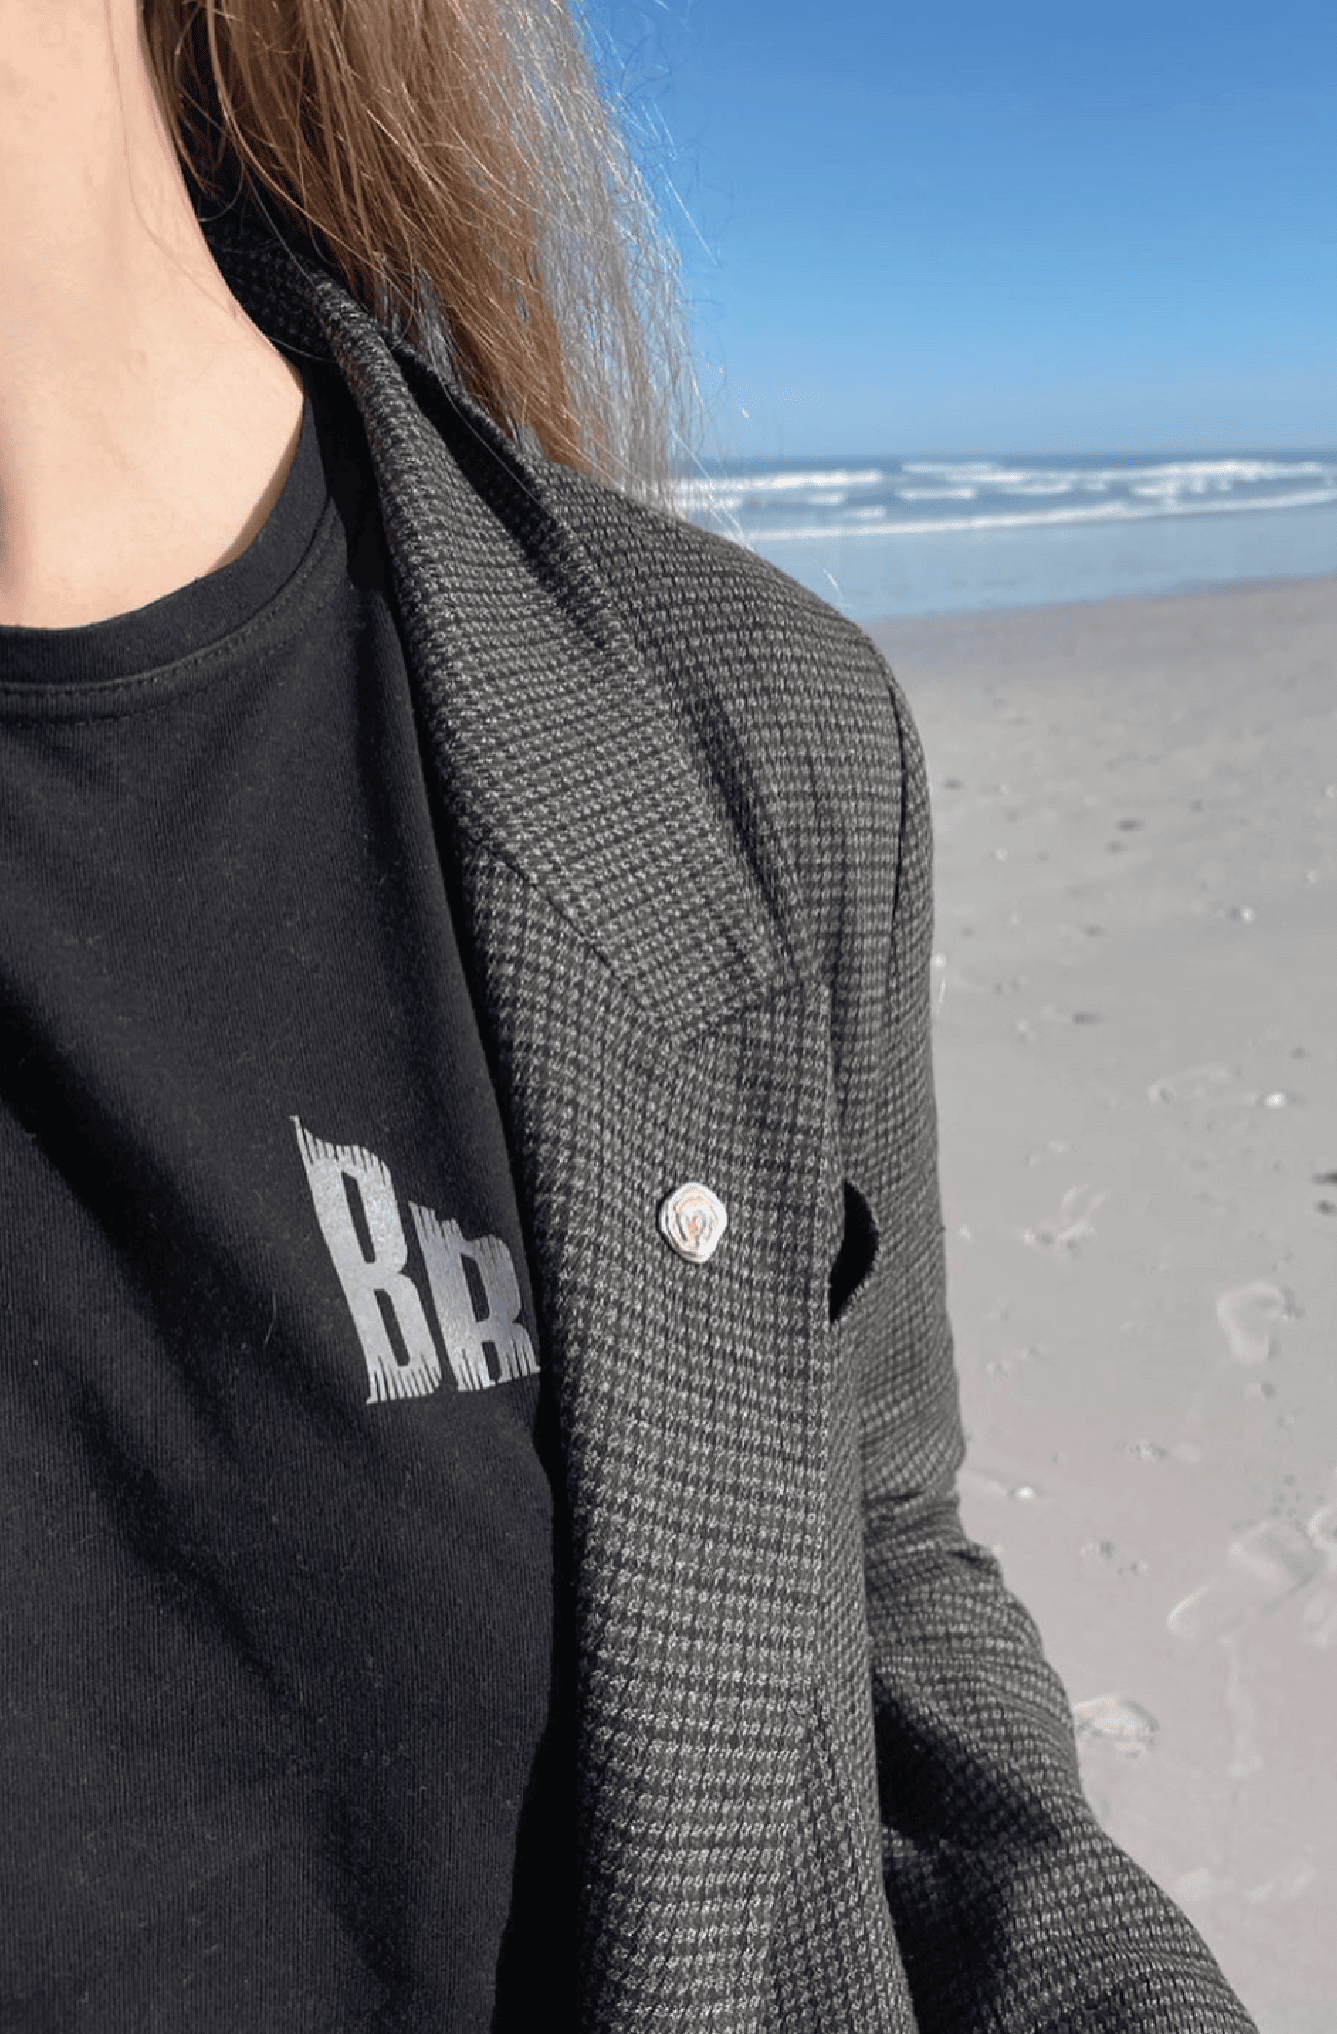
[216,219,842,2021]
[462,852,841,2021]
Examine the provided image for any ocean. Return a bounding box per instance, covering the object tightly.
[675,451,1337,623]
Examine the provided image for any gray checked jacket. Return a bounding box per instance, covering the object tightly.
[206,193,1257,2033]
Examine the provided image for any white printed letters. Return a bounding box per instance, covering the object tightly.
[292,1119,537,1406]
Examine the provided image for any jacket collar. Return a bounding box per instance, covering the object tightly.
[206,199,794,1034]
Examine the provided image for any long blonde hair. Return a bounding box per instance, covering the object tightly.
[139,0,692,499]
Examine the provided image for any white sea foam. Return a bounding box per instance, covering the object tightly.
[676,451,1337,587]
[676,466,884,503]
[676,447,1337,619]
[749,485,1337,543]
[996,481,1080,497]
[899,456,1326,493]
[672,478,887,523]
[902,460,1002,476]
[896,486,978,501]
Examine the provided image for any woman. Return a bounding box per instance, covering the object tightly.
[0,1,1258,2027]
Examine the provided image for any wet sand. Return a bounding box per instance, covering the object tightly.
[870,575,1336,2034]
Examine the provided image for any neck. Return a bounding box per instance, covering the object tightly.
[0,0,304,629]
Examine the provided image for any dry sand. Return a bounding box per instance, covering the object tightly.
[870,575,1336,2034]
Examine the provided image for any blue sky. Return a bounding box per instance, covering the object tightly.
[588,0,1337,458]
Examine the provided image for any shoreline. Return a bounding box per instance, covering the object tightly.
[871,569,1336,2032]
[747,487,1337,628]
[864,562,1337,639]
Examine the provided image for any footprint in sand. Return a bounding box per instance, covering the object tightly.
[1023,1184,1105,1253]
[1147,1063,1254,1108]
[1166,1521,1326,1780]
[1214,1280,1294,1364]
[1167,1518,1323,1644]
[1307,1502,1337,1572]
[1072,1693,1158,1760]
[1299,1503,1337,1648]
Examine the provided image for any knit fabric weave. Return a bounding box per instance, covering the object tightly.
[203,192,1259,2034]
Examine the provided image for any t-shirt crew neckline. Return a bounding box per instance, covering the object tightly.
[0,363,333,692]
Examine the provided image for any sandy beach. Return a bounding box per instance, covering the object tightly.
[870,574,1337,2034]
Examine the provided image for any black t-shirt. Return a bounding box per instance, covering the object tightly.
[0,367,572,2029]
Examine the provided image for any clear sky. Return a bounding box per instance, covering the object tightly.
[588,0,1337,459]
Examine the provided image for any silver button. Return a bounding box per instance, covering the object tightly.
[658,1181,728,1264]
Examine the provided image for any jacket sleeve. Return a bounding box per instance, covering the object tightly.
[840,648,1258,2032]
[507,459,1258,2028]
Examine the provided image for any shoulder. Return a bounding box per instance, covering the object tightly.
[531,459,932,989]
[392,345,925,854]
[539,459,903,743]
[395,348,933,990]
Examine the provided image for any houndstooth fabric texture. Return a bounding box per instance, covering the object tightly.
[205,194,1259,2033]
